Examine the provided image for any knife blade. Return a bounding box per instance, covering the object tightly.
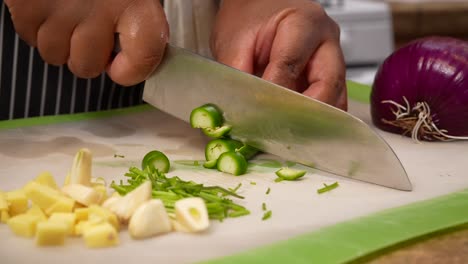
[143,44,412,191]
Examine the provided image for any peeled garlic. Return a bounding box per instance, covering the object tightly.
[174,197,209,232]
[107,181,151,223]
[69,148,92,186]
[171,219,190,233]
[62,184,103,206]
[129,199,172,239]
[101,196,121,210]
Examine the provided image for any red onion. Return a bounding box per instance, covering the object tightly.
[370,36,468,141]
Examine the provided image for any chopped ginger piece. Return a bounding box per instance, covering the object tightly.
[88,205,120,231]
[44,197,75,216]
[74,207,89,222]
[6,190,28,216]
[26,205,48,221]
[7,214,42,237]
[36,221,67,246]
[35,172,58,190]
[1,210,10,223]
[0,191,9,211]
[48,213,76,235]
[74,216,104,236]
[23,181,62,210]
[83,222,119,248]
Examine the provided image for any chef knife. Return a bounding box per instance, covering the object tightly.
[143,44,412,191]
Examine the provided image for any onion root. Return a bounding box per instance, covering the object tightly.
[380,97,468,142]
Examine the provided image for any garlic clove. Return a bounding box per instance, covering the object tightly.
[62,184,103,206]
[174,197,209,232]
[101,196,121,210]
[107,181,151,223]
[69,148,93,186]
[171,219,190,233]
[128,199,172,239]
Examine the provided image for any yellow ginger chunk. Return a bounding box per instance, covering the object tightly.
[0,191,9,211]
[48,213,76,235]
[0,191,9,223]
[83,222,119,248]
[35,172,58,190]
[74,216,104,236]
[36,221,67,246]
[7,214,42,237]
[27,205,48,221]
[24,181,75,215]
[1,210,10,223]
[23,181,61,209]
[74,207,89,222]
[44,197,75,215]
[88,205,120,231]
[6,190,28,216]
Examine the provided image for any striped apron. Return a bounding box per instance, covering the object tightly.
[0,0,217,121]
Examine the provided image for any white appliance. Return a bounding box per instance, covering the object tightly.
[319,0,395,85]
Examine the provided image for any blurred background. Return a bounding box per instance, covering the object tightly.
[318,0,468,85]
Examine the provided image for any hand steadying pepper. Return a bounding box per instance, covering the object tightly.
[212,0,347,110]
[5,0,347,110]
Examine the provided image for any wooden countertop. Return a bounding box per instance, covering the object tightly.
[386,1,468,48]
[364,227,468,263]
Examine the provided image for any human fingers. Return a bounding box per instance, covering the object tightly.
[67,12,114,78]
[302,39,347,110]
[106,0,169,86]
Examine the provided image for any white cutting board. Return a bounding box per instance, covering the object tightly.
[0,100,467,264]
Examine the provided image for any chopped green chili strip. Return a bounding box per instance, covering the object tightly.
[317,182,339,194]
[229,209,251,218]
[266,187,271,195]
[262,202,267,211]
[203,159,218,169]
[190,104,224,129]
[217,151,248,176]
[275,167,306,181]
[250,181,257,185]
[174,160,202,166]
[202,125,232,138]
[114,154,125,158]
[262,210,272,221]
[235,145,259,160]
[205,139,244,161]
[228,183,242,194]
[111,165,249,220]
[141,150,170,173]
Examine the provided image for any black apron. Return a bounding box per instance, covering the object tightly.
[0,1,145,121]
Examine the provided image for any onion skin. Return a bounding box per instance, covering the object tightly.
[370,36,468,141]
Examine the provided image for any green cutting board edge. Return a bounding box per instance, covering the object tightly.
[202,189,468,264]
[1,81,467,263]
